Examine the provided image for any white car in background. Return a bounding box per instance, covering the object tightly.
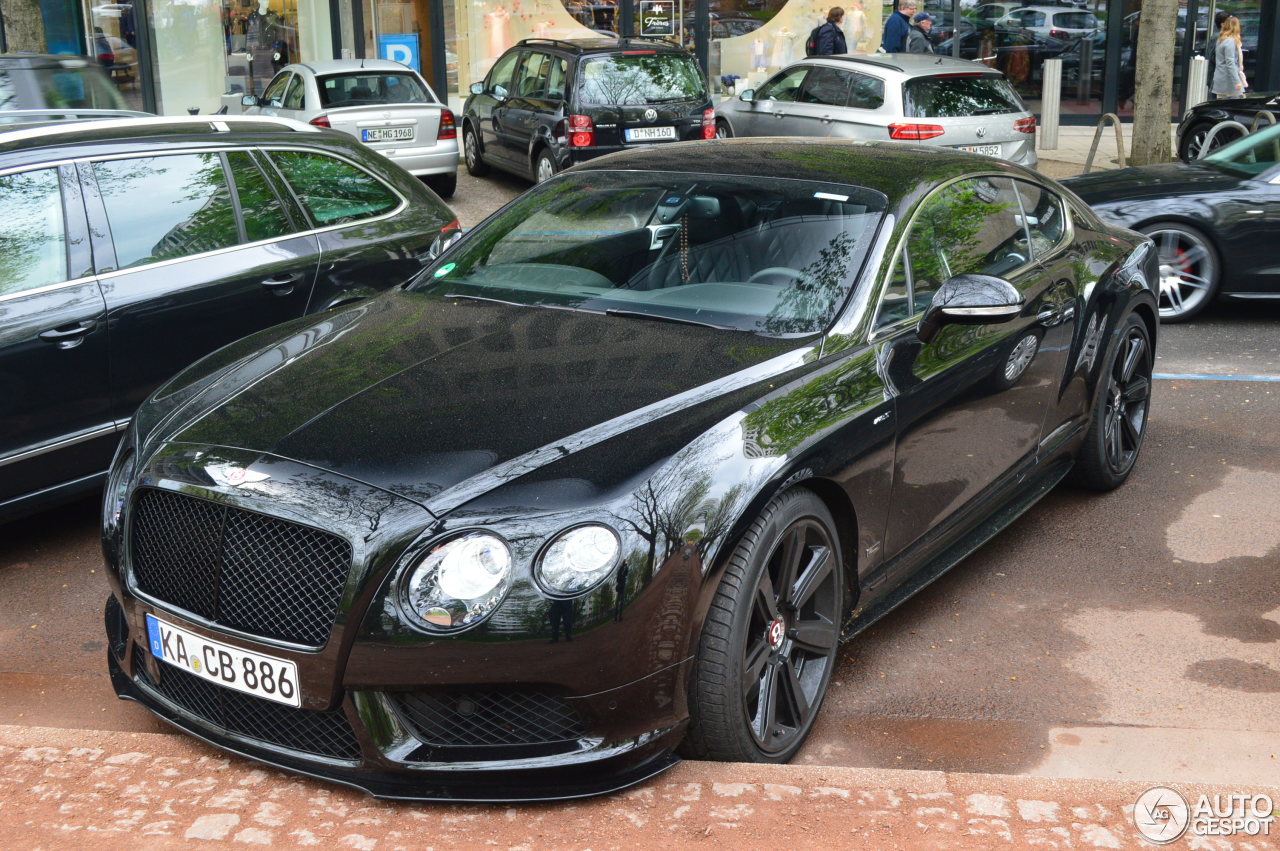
[1001,6,1101,40]
[242,59,459,198]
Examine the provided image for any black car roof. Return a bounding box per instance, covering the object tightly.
[0,115,327,160]
[569,137,1029,207]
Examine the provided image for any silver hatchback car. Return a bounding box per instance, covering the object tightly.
[243,59,460,198]
[717,54,1037,167]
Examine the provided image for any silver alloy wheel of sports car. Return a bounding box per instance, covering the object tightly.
[1144,223,1218,322]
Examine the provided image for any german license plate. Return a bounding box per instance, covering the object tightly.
[145,614,301,707]
[362,126,414,143]
[625,126,677,142]
[954,144,1002,157]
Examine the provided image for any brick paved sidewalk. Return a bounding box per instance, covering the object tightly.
[1,725,1275,849]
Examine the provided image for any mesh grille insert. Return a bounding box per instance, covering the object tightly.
[129,488,352,647]
[135,648,362,762]
[391,689,585,748]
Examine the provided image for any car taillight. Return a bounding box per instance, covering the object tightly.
[1014,116,1037,134]
[441,218,460,232]
[567,114,594,148]
[889,123,945,140]
[1049,28,1068,39]
[437,109,457,140]
[702,107,716,140]
[308,114,331,128]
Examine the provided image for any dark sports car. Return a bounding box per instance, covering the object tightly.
[103,139,1158,801]
[1176,91,1279,161]
[1065,122,1280,322]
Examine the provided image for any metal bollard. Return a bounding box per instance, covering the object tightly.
[1187,56,1208,111]
[1040,58,1062,150]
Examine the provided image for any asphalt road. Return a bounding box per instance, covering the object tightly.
[2,169,1278,797]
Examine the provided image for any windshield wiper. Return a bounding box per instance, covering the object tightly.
[604,309,736,330]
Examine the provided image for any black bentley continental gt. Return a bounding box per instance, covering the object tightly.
[103,139,1159,801]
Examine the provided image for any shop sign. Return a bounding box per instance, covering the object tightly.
[379,34,421,71]
[639,1,675,37]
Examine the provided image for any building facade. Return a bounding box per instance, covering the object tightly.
[33,0,1280,123]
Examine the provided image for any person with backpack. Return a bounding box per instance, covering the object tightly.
[806,8,848,57]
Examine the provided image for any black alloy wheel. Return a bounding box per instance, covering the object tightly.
[1179,121,1241,161]
[683,488,844,763]
[1070,313,1153,491]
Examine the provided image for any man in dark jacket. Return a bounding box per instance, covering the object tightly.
[815,7,848,56]
[880,0,914,53]
[906,11,935,53]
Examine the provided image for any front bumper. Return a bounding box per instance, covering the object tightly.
[107,606,686,801]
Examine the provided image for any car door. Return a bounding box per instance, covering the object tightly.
[787,65,852,137]
[871,176,1063,568]
[84,150,321,417]
[504,51,555,174]
[476,50,524,167]
[0,163,116,510]
[742,65,809,137]
[263,148,433,305]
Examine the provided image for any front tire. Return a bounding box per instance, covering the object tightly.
[463,126,489,176]
[1139,222,1219,322]
[1069,313,1153,491]
[683,488,844,763]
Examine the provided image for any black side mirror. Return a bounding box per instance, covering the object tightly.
[918,274,1023,344]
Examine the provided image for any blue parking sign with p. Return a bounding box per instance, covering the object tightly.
[378,34,421,71]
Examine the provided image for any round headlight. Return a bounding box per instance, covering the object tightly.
[537,524,620,596]
[401,532,511,631]
[105,450,135,526]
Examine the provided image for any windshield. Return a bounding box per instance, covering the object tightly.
[1203,122,1280,177]
[318,72,434,107]
[412,172,885,336]
[577,53,707,106]
[904,74,1024,118]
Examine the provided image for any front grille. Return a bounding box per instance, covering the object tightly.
[135,648,362,762]
[390,689,585,748]
[129,488,352,647]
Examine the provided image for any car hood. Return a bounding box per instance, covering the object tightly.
[160,290,815,516]
[1062,161,1243,206]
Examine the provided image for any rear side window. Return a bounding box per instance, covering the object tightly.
[94,153,240,269]
[226,152,293,242]
[904,74,1023,118]
[577,53,706,106]
[848,72,885,110]
[799,67,852,107]
[1055,12,1098,29]
[0,168,67,295]
[318,72,432,107]
[269,150,400,226]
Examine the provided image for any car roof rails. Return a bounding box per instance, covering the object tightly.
[0,114,322,150]
[516,37,676,53]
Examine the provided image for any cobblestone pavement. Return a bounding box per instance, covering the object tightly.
[2,726,1276,850]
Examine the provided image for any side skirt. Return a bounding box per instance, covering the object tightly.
[839,458,1072,642]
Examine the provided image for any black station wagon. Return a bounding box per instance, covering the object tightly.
[462,38,716,184]
[0,115,454,522]
[104,139,1158,802]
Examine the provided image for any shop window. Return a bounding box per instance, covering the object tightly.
[269,151,399,226]
[93,154,240,269]
[0,169,67,296]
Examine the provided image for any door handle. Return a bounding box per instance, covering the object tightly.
[261,271,304,296]
[39,319,97,349]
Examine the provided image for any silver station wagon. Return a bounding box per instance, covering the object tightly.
[717,54,1037,167]
[243,59,460,198]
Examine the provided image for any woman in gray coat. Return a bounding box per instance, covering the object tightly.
[1211,15,1248,98]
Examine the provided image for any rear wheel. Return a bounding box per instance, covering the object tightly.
[534,149,557,184]
[683,488,843,763]
[1070,313,1153,491]
[715,119,732,139]
[463,126,488,176]
[426,173,456,199]
[1179,121,1241,161]
[1139,222,1219,322]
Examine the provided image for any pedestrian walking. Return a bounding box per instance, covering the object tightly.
[906,11,935,54]
[1205,10,1233,100]
[812,7,848,56]
[880,0,914,53]
[1211,15,1248,99]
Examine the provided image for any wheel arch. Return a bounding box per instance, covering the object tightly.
[790,476,860,614]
